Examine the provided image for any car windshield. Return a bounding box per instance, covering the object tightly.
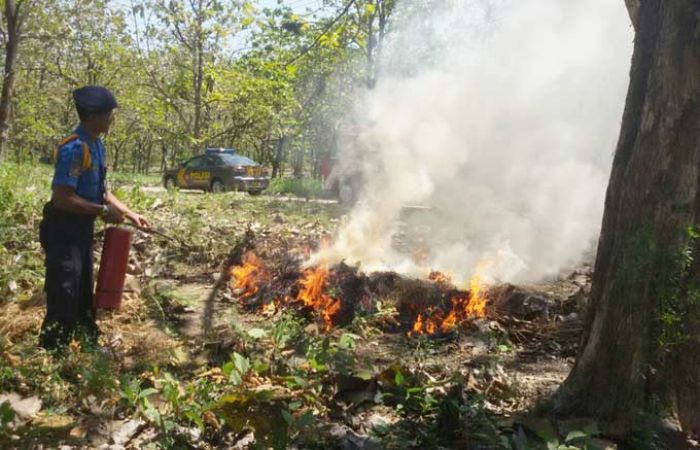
[184,156,206,169]
[219,154,259,166]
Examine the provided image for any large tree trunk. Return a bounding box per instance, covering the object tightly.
[555,0,700,437]
[0,0,22,163]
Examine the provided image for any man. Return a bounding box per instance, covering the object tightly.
[39,85,151,351]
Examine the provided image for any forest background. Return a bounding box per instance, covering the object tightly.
[0,0,402,180]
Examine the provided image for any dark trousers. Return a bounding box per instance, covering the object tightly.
[39,203,99,350]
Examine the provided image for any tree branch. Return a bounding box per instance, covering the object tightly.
[141,70,189,126]
[285,0,357,66]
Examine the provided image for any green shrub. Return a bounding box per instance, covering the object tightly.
[267,177,331,199]
[0,163,50,302]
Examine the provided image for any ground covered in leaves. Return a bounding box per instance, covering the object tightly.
[0,164,613,449]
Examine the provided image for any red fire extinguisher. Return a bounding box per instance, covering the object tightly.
[95,227,132,310]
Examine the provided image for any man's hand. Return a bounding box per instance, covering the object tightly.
[103,204,124,224]
[125,211,151,230]
[104,191,151,230]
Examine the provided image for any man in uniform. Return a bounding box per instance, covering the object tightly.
[39,85,151,351]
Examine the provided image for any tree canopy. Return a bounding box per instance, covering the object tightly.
[0,0,399,174]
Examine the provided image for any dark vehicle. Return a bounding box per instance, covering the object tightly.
[163,152,269,195]
[205,147,237,155]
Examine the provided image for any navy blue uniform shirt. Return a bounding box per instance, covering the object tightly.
[52,126,106,204]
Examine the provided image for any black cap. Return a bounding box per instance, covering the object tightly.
[73,85,118,116]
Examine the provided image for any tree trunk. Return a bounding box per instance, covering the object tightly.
[555,0,700,438]
[170,140,178,168]
[0,0,22,163]
[192,46,203,151]
[292,135,304,178]
[365,3,376,89]
[310,141,317,179]
[133,140,142,174]
[160,141,167,172]
[144,140,152,174]
[113,142,121,172]
[271,136,287,178]
[626,0,641,29]
[192,0,204,153]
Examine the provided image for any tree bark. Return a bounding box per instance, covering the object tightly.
[170,139,178,168]
[113,142,122,172]
[160,141,167,172]
[292,135,304,178]
[192,0,204,153]
[271,135,287,179]
[0,0,24,163]
[555,0,700,437]
[626,0,641,30]
[144,140,152,174]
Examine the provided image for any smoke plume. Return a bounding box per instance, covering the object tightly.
[312,0,633,286]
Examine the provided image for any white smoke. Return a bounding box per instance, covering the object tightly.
[313,0,633,286]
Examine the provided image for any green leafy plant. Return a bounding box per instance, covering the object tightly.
[543,426,602,450]
[222,352,252,385]
[118,374,185,446]
[305,333,357,376]
[0,164,47,303]
[271,312,303,350]
[119,376,159,413]
[159,372,207,431]
[281,402,315,441]
[0,401,15,433]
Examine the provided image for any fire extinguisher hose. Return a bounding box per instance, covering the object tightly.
[123,222,194,250]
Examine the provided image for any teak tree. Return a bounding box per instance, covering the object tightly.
[555,0,700,439]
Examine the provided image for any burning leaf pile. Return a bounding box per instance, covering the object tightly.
[230,252,269,300]
[229,250,492,336]
[409,272,487,336]
[296,267,342,331]
[228,252,347,329]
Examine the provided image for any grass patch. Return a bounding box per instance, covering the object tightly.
[109,170,162,188]
[268,177,333,199]
[0,163,49,303]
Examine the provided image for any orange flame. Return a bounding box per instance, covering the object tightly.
[412,313,425,335]
[410,309,446,336]
[426,314,439,334]
[230,252,268,300]
[441,299,460,333]
[466,273,487,318]
[409,270,488,336]
[296,267,341,331]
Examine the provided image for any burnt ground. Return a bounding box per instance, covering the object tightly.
[0,190,606,449]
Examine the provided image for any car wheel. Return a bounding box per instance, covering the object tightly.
[211,179,225,194]
[248,190,262,196]
[164,177,177,190]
